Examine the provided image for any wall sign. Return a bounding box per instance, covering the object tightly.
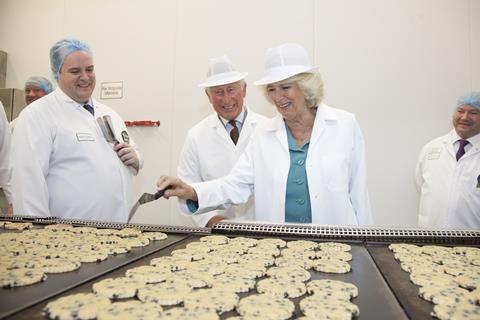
[100,81,123,99]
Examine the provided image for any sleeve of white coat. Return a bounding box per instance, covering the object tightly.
[176,132,220,226]
[11,110,53,217]
[0,103,12,203]
[188,139,256,215]
[348,118,373,225]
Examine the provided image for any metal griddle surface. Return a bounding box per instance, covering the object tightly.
[366,243,451,320]
[8,236,407,320]
[0,233,187,319]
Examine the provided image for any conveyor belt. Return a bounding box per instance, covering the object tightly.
[1,215,479,319]
[214,221,480,244]
[0,214,210,234]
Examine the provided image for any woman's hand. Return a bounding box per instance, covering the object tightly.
[156,176,198,201]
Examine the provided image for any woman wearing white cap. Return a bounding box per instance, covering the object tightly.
[158,43,372,225]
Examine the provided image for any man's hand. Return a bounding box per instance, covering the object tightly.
[114,143,139,171]
[156,176,198,201]
[206,215,226,227]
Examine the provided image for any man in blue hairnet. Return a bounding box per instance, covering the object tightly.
[24,76,53,105]
[10,76,54,131]
[416,91,480,229]
[11,38,142,222]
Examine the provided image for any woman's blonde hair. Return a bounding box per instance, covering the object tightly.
[261,72,324,108]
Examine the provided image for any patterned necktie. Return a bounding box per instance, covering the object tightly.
[229,120,239,145]
[83,104,94,116]
[455,139,469,161]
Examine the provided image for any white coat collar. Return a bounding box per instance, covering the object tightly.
[310,103,337,149]
[469,133,480,147]
[265,102,337,150]
[54,87,96,110]
[315,102,338,121]
[446,129,480,146]
[443,129,480,159]
[264,102,337,131]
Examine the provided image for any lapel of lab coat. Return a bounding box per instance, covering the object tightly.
[236,106,257,148]
[207,113,235,149]
[309,103,337,152]
[265,115,288,153]
[441,130,457,161]
[54,87,80,108]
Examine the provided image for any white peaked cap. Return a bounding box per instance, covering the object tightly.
[254,43,318,86]
[199,55,248,87]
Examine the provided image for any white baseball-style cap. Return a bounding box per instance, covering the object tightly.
[254,43,318,86]
[198,55,248,87]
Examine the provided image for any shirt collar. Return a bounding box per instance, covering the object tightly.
[218,106,247,127]
[83,97,94,107]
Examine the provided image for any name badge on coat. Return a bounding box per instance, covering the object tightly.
[426,147,442,160]
[76,133,95,142]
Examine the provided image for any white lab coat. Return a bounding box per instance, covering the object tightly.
[415,130,480,229]
[11,88,142,222]
[0,102,12,203]
[177,107,268,226]
[185,103,373,226]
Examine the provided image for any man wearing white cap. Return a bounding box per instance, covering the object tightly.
[416,92,480,229]
[158,43,372,226]
[177,55,267,227]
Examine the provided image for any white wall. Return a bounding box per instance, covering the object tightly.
[1,0,478,227]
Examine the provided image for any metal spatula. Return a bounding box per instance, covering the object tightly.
[97,116,118,145]
[103,115,119,145]
[97,117,111,142]
[128,188,170,222]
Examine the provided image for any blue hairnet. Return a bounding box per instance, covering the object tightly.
[24,76,54,94]
[50,38,92,81]
[457,91,480,110]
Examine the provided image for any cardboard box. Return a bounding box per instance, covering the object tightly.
[0,88,26,122]
[0,51,6,88]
